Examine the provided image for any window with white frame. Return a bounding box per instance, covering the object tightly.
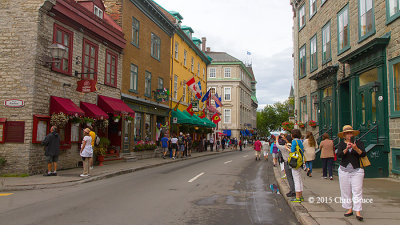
[210,87,216,96]
[174,42,178,60]
[158,77,163,89]
[310,35,317,71]
[203,68,205,80]
[338,5,350,53]
[224,87,231,101]
[94,5,103,19]
[359,0,374,38]
[173,75,178,99]
[209,68,216,78]
[184,50,187,66]
[151,33,161,60]
[322,22,331,63]
[197,63,200,75]
[182,86,186,102]
[388,0,400,21]
[145,71,152,97]
[191,57,194,72]
[299,4,306,29]
[310,0,317,18]
[224,109,231,123]
[130,64,138,92]
[224,68,231,78]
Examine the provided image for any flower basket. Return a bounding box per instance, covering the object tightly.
[126,115,134,124]
[282,121,294,132]
[50,112,69,128]
[298,122,305,129]
[83,117,95,127]
[309,120,317,127]
[95,119,109,131]
[113,115,121,123]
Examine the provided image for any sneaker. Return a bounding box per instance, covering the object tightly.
[51,172,57,176]
[286,192,296,197]
[300,196,304,202]
[80,174,88,177]
[322,177,328,179]
[163,156,166,159]
[329,176,333,180]
[281,174,287,179]
[291,198,301,203]
[43,173,52,176]
[172,157,175,160]
[90,166,94,170]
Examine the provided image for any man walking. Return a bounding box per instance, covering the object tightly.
[42,126,60,176]
[254,138,262,160]
[209,137,214,152]
[161,134,169,159]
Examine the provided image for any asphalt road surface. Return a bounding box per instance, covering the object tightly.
[0,149,299,225]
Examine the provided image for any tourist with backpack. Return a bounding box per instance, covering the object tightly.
[275,135,296,197]
[254,139,262,160]
[270,139,279,166]
[178,132,186,158]
[289,129,304,203]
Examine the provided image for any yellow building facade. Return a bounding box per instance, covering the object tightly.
[170,26,211,112]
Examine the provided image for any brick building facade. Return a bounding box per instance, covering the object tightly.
[0,0,126,174]
[291,0,400,178]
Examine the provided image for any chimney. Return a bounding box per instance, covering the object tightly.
[206,47,211,52]
[201,37,206,52]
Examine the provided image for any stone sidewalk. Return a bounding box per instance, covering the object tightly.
[274,166,400,225]
[0,149,236,191]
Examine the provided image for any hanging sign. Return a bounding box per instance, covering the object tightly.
[154,88,169,103]
[76,80,97,93]
[4,99,24,108]
[173,117,177,124]
[192,100,199,112]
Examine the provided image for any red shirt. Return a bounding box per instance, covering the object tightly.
[254,140,262,151]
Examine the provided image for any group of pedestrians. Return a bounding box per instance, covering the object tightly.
[160,132,193,160]
[42,125,96,177]
[267,125,366,221]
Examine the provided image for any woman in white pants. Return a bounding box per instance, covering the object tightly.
[337,125,366,222]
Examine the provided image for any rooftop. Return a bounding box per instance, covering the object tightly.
[206,52,241,63]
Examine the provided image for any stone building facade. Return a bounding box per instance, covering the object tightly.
[103,0,174,149]
[291,0,400,178]
[0,0,126,174]
[205,51,257,139]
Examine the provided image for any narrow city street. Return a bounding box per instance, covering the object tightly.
[0,149,298,225]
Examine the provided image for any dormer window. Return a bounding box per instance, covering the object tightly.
[94,5,103,19]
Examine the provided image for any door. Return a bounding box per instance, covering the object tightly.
[357,85,377,144]
[320,86,333,133]
[122,120,131,153]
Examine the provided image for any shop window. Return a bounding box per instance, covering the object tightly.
[359,0,375,42]
[299,44,306,78]
[0,119,5,144]
[52,24,73,75]
[337,4,350,55]
[311,92,319,122]
[310,34,317,72]
[389,56,400,117]
[151,33,161,60]
[130,64,138,92]
[82,39,98,80]
[132,17,140,47]
[299,4,306,31]
[32,115,50,144]
[5,121,25,143]
[387,0,400,24]
[105,50,117,87]
[134,112,142,142]
[322,21,331,64]
[144,114,152,140]
[359,68,378,86]
[310,0,317,19]
[145,71,152,97]
[299,96,307,122]
[71,123,80,143]
[58,122,71,148]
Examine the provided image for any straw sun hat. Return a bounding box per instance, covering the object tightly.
[338,125,360,139]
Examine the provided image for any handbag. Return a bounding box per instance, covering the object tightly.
[360,155,371,168]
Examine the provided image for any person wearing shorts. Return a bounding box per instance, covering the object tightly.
[178,132,186,158]
[170,135,178,159]
[42,126,60,176]
[161,135,169,159]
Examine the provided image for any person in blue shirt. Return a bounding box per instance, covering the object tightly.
[161,135,169,159]
[290,129,304,203]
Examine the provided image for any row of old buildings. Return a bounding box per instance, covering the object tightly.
[291,0,400,178]
[0,0,257,174]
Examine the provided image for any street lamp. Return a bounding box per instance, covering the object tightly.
[371,82,380,93]
[43,43,67,67]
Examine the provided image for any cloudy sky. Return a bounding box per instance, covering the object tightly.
[156,0,294,110]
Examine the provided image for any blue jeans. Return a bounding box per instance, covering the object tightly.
[305,161,313,173]
[322,157,334,177]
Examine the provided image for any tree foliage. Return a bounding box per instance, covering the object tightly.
[257,99,294,137]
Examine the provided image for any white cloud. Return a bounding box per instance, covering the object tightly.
[155,0,294,108]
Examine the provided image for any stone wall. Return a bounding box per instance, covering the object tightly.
[0,0,124,174]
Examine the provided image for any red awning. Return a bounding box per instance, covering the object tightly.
[97,95,134,116]
[50,96,84,116]
[80,102,109,119]
[0,118,6,123]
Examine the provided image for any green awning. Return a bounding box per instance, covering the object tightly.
[202,117,216,128]
[171,109,194,125]
[182,110,205,126]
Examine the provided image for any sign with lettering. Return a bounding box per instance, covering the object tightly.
[192,100,199,112]
[154,88,169,103]
[4,99,24,108]
[76,80,97,93]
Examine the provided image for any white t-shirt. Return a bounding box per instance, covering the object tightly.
[171,137,178,144]
[80,136,93,157]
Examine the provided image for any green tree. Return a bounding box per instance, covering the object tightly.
[257,99,294,136]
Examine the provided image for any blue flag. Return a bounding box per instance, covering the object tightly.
[198,81,202,98]
[201,89,211,102]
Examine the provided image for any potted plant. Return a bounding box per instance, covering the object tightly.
[83,117,95,126]
[297,121,305,129]
[126,115,134,123]
[113,115,121,123]
[94,137,110,166]
[50,112,69,128]
[282,121,294,132]
[309,120,317,128]
[70,116,82,124]
[95,119,109,131]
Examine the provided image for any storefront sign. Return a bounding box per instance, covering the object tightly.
[76,79,97,93]
[4,99,24,108]
[173,117,177,124]
[192,100,199,112]
[154,89,169,103]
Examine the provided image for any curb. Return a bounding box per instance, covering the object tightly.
[1,150,234,191]
[273,166,319,225]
